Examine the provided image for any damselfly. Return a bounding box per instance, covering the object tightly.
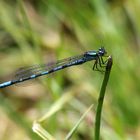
[0,47,107,88]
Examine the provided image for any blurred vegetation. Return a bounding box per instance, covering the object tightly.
[0,0,140,140]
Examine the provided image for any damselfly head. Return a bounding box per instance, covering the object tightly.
[98,47,107,56]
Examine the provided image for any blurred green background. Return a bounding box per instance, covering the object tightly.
[0,0,140,140]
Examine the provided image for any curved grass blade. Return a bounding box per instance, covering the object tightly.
[94,56,113,140]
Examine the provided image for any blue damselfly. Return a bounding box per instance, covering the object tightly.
[0,48,107,88]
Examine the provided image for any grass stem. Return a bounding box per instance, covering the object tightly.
[94,56,113,140]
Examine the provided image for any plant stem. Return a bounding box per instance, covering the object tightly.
[94,56,113,140]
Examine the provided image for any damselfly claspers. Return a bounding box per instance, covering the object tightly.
[0,47,107,88]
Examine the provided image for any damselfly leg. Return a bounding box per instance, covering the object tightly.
[93,56,108,72]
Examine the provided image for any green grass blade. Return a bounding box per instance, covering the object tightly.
[94,56,113,140]
[38,90,75,123]
[32,121,55,140]
[65,104,93,140]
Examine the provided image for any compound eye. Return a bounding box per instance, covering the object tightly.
[99,47,106,55]
[99,47,104,52]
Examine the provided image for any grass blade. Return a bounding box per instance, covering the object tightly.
[65,104,93,140]
[95,56,113,140]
